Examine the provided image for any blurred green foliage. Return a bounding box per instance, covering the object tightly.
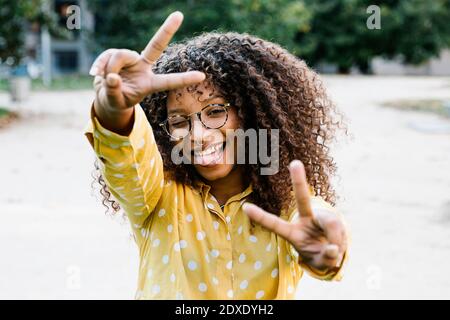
[296,0,450,72]
[0,107,9,118]
[89,0,450,73]
[2,0,449,74]
[0,0,66,67]
[88,0,311,56]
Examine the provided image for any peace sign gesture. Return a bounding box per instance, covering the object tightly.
[243,160,348,272]
[90,11,205,113]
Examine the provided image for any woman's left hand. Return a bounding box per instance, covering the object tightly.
[243,160,348,272]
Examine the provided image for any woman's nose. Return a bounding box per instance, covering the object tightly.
[190,117,207,143]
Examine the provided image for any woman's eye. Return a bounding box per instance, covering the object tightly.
[207,108,226,117]
[169,119,188,127]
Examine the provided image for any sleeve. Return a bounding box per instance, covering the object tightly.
[83,103,164,227]
[286,195,350,282]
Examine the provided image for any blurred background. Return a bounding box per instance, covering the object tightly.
[1,0,449,299]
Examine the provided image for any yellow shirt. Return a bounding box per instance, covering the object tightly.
[84,103,347,300]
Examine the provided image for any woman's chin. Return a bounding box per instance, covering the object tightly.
[195,163,234,181]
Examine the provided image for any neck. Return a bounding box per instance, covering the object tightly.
[204,166,246,206]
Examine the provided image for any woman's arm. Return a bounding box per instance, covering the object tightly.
[243,160,349,281]
[84,11,205,225]
[85,102,164,227]
[89,12,204,136]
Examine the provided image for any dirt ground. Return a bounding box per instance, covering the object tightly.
[1,76,449,299]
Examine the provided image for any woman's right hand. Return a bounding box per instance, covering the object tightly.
[89,11,205,133]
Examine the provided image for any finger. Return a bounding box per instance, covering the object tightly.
[308,244,339,270]
[105,73,125,107]
[149,71,206,92]
[323,244,339,260]
[141,11,184,64]
[314,210,345,246]
[242,203,294,241]
[296,243,323,257]
[335,251,345,268]
[93,75,103,92]
[323,244,344,269]
[89,48,117,76]
[105,49,141,75]
[289,160,313,218]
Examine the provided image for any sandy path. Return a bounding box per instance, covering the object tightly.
[1,76,449,299]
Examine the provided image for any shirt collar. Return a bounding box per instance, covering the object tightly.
[194,180,253,204]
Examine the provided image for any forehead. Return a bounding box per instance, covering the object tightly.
[166,81,222,109]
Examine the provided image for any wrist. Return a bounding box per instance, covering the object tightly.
[93,99,135,136]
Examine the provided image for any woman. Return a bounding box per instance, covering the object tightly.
[85,11,349,299]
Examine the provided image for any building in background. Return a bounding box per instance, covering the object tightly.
[50,0,94,75]
[372,50,450,76]
[24,0,94,79]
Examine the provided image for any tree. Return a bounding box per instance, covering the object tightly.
[88,0,311,55]
[0,0,62,67]
[88,0,450,74]
[375,0,450,65]
[295,0,450,73]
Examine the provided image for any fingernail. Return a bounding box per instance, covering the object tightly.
[196,71,206,81]
[170,11,183,22]
[106,74,117,86]
[289,160,302,170]
[326,245,339,258]
[242,203,252,212]
[89,66,98,76]
[173,11,183,18]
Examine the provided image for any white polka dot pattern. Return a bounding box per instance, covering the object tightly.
[85,104,333,300]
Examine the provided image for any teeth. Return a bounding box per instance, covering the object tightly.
[194,143,223,156]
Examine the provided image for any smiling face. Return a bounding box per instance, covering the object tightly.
[166,82,241,182]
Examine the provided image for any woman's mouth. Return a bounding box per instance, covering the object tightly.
[192,142,226,167]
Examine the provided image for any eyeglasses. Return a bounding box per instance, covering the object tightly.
[159,103,231,141]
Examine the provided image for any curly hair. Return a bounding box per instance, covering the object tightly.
[93,31,346,217]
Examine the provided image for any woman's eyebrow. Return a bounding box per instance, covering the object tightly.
[167,96,225,115]
[205,95,225,102]
[167,107,187,116]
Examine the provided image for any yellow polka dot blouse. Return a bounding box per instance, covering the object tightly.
[84,104,346,300]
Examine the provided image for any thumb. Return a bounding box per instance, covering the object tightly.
[105,73,126,108]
